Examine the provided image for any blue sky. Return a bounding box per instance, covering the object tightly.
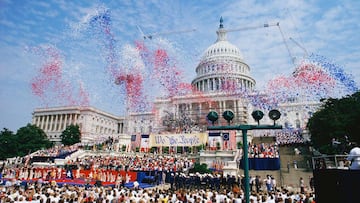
[0,0,359,132]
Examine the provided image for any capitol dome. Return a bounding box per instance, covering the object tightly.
[192,17,256,93]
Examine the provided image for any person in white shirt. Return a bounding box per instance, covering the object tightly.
[346,147,360,170]
[133,180,140,189]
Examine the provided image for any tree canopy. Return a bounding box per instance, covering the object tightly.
[61,124,81,146]
[307,91,360,154]
[0,124,53,160]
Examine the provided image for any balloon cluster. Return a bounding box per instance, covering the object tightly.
[29,5,359,115]
[29,45,89,107]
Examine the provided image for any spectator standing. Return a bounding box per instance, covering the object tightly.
[309,176,315,192]
[293,160,298,170]
[271,176,277,192]
[299,177,305,194]
[287,161,290,173]
[265,175,272,193]
[255,175,261,193]
[346,146,360,170]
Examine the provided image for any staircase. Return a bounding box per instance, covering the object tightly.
[238,144,314,189]
[279,145,313,188]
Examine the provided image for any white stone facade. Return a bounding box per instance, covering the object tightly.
[32,106,126,144]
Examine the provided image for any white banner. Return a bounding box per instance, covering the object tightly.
[140,135,149,149]
[149,133,207,147]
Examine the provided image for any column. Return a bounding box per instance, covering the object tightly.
[75,114,79,124]
[208,79,211,91]
[63,114,68,130]
[35,116,40,127]
[206,79,208,91]
[211,78,214,91]
[42,116,46,129]
[59,114,63,131]
[53,115,57,131]
[45,115,51,131]
[69,114,73,125]
[40,116,44,129]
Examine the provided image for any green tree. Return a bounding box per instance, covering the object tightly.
[0,128,18,160]
[307,91,360,154]
[16,124,53,157]
[189,163,211,174]
[61,124,81,146]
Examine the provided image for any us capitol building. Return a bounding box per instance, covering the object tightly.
[32,18,319,145]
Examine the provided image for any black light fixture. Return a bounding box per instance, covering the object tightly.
[268,109,281,125]
[251,110,264,125]
[207,111,219,125]
[206,108,282,203]
[222,110,234,125]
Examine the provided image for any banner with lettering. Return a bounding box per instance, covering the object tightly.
[149,133,207,147]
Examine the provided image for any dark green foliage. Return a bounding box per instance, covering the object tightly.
[0,128,18,160]
[237,141,243,149]
[17,124,53,156]
[189,162,211,174]
[163,146,169,154]
[307,91,360,154]
[61,124,81,146]
[150,147,157,153]
[0,124,53,160]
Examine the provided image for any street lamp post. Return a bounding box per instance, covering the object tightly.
[207,109,282,203]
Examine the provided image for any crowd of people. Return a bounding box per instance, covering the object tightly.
[275,131,306,146]
[248,143,279,159]
[0,133,320,202]
[32,146,79,158]
[253,130,307,147]
[0,172,315,203]
[72,154,194,173]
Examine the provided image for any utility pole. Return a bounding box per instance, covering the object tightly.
[207,109,282,203]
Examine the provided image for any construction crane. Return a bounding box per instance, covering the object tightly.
[137,25,196,40]
[224,21,295,65]
[289,37,309,58]
[226,22,280,32]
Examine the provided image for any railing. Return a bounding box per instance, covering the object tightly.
[312,154,354,170]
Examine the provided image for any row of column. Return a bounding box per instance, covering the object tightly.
[194,77,254,92]
[33,113,79,132]
[199,63,248,75]
[174,100,246,123]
